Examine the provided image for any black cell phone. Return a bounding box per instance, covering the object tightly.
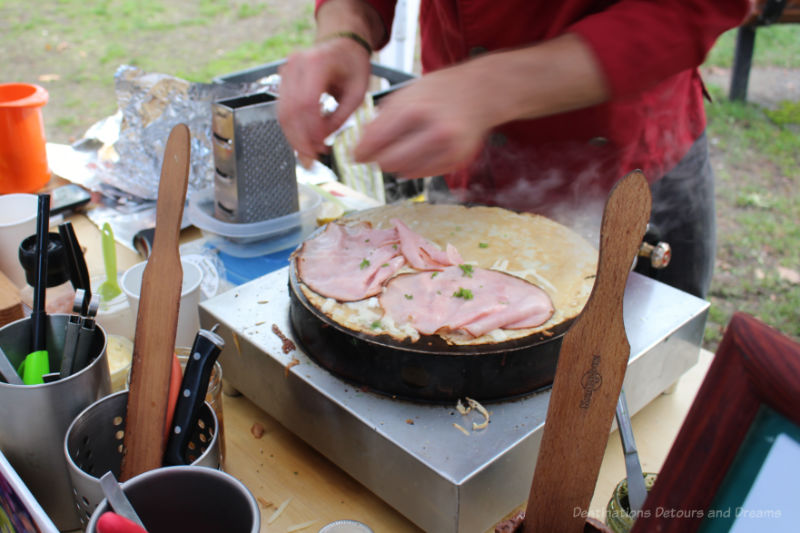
[50,184,92,215]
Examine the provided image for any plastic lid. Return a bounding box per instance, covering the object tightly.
[318,520,373,533]
[18,232,71,287]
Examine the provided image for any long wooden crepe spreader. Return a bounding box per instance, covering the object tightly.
[121,124,190,480]
[523,171,651,532]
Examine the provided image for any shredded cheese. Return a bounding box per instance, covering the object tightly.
[232,332,241,356]
[516,268,557,294]
[453,422,470,436]
[490,258,509,271]
[268,498,292,524]
[466,397,490,430]
[456,399,470,415]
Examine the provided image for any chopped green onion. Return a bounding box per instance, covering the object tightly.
[478,242,489,249]
[453,287,474,300]
[404,294,413,300]
[360,258,370,269]
[459,264,474,277]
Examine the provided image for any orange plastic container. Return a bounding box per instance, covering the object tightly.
[0,83,51,194]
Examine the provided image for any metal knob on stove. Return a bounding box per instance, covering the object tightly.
[638,241,671,269]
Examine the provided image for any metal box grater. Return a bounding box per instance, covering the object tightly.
[214,60,424,203]
[211,92,298,223]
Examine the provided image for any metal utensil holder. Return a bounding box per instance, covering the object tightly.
[212,92,297,223]
[85,466,260,533]
[64,390,220,526]
[0,314,109,531]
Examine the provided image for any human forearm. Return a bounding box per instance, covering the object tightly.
[352,33,609,178]
[278,0,383,166]
[461,33,610,130]
[315,0,388,50]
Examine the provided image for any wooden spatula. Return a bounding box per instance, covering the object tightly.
[523,171,651,533]
[121,124,190,481]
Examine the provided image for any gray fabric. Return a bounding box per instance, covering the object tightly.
[634,132,716,299]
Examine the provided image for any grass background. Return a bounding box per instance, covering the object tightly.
[1,1,798,349]
[702,26,800,350]
[1,0,314,141]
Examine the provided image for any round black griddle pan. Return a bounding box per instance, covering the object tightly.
[288,262,573,403]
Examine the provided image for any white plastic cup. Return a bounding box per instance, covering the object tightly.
[120,259,203,347]
[0,193,38,288]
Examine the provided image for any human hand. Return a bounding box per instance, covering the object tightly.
[353,61,496,179]
[278,38,371,167]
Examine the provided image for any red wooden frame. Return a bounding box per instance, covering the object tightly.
[630,312,800,533]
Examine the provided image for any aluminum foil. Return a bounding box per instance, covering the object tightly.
[111,65,268,200]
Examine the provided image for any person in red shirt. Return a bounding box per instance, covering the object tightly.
[277,0,750,298]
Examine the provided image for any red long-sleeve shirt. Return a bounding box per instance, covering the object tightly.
[317,0,749,211]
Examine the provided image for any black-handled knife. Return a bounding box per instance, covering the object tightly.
[163,327,224,466]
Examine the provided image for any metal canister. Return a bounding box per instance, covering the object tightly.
[64,390,220,526]
[85,465,258,533]
[0,314,110,531]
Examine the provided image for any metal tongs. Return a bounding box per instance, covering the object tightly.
[58,289,99,379]
[54,221,99,380]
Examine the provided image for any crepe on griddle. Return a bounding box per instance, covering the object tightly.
[295,203,598,346]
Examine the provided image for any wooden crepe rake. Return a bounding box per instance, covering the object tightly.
[120,124,190,481]
[523,171,651,532]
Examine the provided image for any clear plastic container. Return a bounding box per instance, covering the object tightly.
[187,183,321,257]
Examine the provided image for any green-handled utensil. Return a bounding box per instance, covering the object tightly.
[98,223,122,301]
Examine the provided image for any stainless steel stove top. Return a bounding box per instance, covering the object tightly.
[200,269,708,533]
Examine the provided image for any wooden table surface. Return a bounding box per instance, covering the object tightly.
[69,212,713,533]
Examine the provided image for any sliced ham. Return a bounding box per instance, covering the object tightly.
[379,266,554,338]
[295,222,405,301]
[393,218,462,270]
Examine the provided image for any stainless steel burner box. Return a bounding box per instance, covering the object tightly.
[200,271,708,533]
[211,93,297,223]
